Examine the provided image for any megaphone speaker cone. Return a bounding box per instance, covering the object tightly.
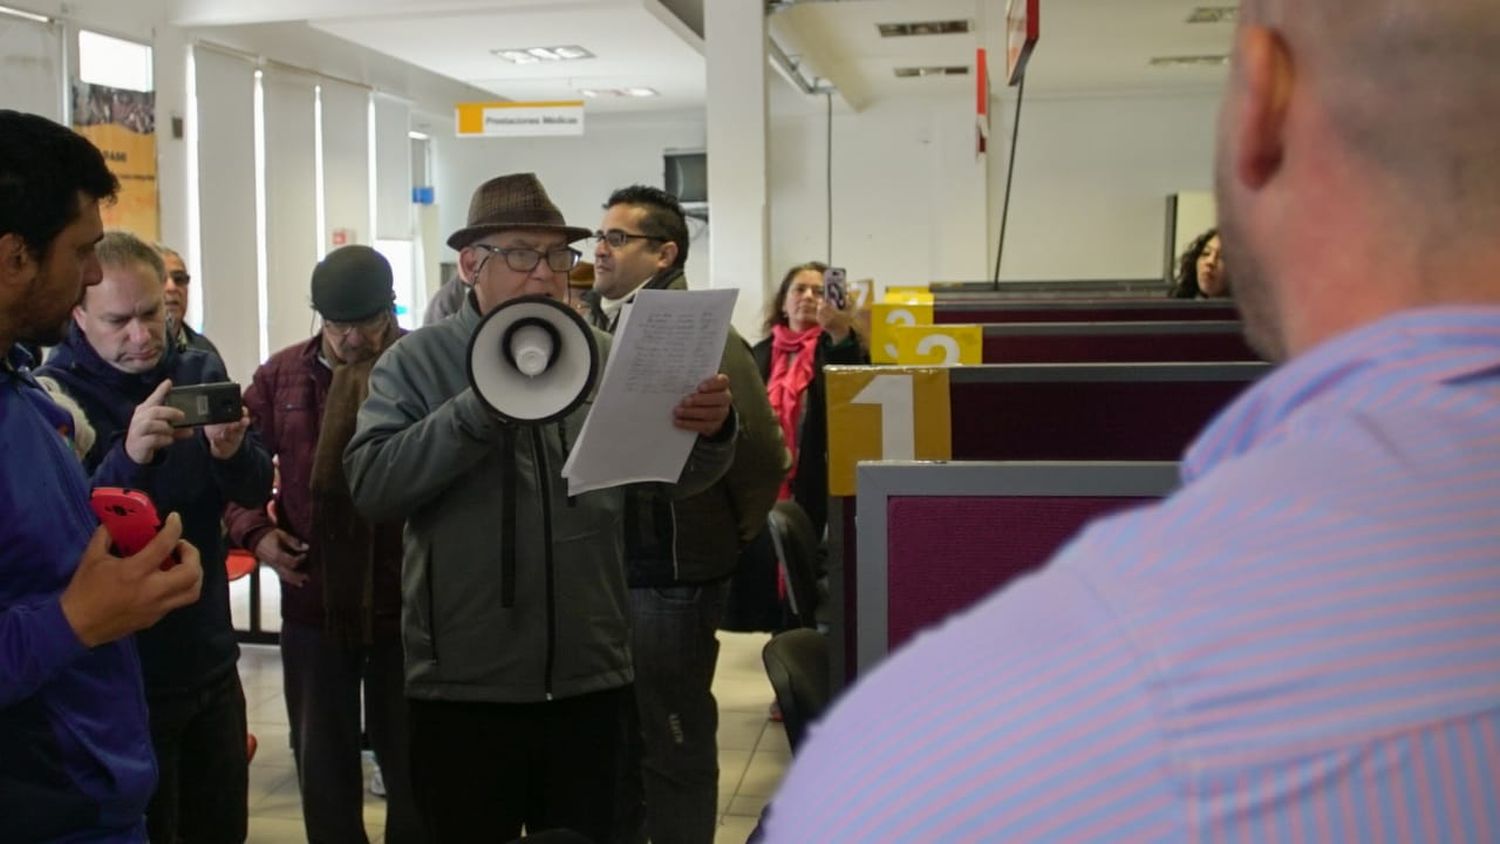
[467,295,599,425]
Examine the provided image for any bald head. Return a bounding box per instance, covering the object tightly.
[1216,0,1500,361]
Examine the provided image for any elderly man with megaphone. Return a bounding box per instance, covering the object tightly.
[344,172,735,843]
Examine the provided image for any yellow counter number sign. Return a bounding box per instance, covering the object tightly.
[871,303,934,364]
[824,367,953,496]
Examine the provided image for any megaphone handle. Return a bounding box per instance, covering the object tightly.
[500,426,518,609]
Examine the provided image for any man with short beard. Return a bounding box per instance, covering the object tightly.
[226,245,423,843]
[761,0,1500,838]
[0,110,205,842]
[40,229,272,844]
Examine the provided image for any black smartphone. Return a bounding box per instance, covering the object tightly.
[824,266,848,310]
[165,382,242,428]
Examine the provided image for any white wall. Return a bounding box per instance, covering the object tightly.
[770,89,991,305]
[990,89,1221,281]
[430,109,712,308]
[767,84,1222,302]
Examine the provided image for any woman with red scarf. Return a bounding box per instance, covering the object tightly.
[724,262,867,633]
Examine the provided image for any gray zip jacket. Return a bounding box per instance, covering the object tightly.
[345,295,735,702]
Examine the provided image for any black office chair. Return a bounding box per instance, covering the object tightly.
[762,628,831,755]
[765,500,821,630]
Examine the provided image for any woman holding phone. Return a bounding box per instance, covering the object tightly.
[725,261,867,633]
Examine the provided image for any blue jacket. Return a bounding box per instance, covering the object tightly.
[0,347,155,841]
[40,326,272,695]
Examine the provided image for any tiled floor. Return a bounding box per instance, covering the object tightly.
[240,631,789,843]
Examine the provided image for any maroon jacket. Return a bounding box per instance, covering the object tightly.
[226,335,404,639]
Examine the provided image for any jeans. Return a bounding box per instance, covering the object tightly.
[280,620,424,844]
[627,581,730,844]
[145,669,248,844]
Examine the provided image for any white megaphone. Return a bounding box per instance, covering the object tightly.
[467,295,599,425]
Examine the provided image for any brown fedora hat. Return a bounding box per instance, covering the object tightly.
[446,172,592,250]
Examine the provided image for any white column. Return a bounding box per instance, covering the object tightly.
[705,0,769,338]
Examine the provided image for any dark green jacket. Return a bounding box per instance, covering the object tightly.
[345,293,736,702]
[588,268,789,586]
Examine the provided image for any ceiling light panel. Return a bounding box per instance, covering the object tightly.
[492,45,595,64]
[878,19,971,38]
[893,65,970,78]
[1186,7,1238,24]
[1148,55,1230,67]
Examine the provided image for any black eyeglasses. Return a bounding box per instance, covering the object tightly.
[591,229,665,250]
[168,270,191,286]
[472,244,581,273]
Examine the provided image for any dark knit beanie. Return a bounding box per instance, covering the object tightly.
[310,245,395,321]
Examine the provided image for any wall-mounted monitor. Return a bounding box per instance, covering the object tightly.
[664,149,707,210]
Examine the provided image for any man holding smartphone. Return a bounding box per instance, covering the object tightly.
[39,230,273,843]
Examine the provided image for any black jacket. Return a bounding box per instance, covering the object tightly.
[751,331,866,538]
[40,326,273,695]
[588,269,788,586]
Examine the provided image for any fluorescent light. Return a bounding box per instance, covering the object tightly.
[1186,6,1238,24]
[408,130,430,140]
[577,89,602,98]
[493,45,594,64]
[1148,55,1230,67]
[877,20,970,37]
[624,88,658,98]
[893,65,970,78]
[0,4,51,23]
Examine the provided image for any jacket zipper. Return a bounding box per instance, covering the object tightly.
[530,427,558,701]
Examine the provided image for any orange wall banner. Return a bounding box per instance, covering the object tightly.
[72,81,159,242]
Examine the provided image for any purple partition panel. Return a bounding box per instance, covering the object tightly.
[950,379,1248,461]
[884,496,1149,651]
[937,303,1239,324]
[982,330,1258,363]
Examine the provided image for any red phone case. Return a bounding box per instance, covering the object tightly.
[90,487,179,570]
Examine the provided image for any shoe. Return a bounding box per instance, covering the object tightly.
[769,701,783,722]
[369,764,386,798]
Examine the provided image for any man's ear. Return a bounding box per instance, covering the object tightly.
[0,233,32,286]
[72,303,87,330]
[456,246,481,284]
[656,241,679,272]
[1232,26,1294,191]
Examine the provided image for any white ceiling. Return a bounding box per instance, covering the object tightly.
[171,0,1236,115]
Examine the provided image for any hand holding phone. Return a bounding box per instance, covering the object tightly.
[165,382,243,428]
[823,266,849,310]
[90,487,180,570]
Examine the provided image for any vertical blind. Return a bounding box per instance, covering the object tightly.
[0,17,64,121]
[262,69,318,356]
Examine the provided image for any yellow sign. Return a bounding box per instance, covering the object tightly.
[456,101,586,137]
[893,324,983,366]
[870,302,933,364]
[72,81,158,242]
[824,367,952,496]
[883,285,935,305]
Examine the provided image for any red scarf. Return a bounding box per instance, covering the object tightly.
[767,323,822,500]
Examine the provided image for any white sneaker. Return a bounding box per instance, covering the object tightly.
[369,764,386,798]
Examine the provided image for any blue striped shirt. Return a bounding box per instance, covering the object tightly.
[762,307,1500,842]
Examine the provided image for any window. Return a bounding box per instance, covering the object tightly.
[78,29,152,93]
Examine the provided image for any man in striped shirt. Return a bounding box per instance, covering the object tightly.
[761,0,1500,839]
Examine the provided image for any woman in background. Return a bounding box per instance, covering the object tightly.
[724,261,866,633]
[1170,228,1230,298]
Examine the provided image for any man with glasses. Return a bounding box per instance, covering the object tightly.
[588,184,787,844]
[346,173,738,842]
[226,245,422,843]
[38,230,272,843]
[155,244,223,364]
